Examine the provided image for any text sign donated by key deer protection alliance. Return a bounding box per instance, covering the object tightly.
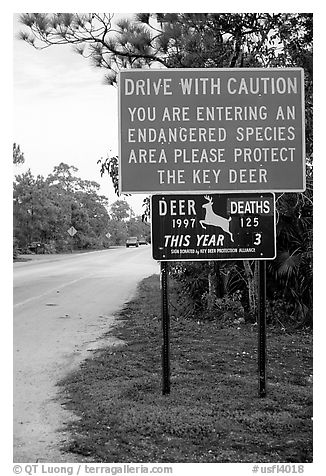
[118,68,305,194]
[151,193,276,261]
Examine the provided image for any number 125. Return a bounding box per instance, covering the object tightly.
[240,217,259,227]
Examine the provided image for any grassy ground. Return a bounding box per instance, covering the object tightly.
[58,274,312,463]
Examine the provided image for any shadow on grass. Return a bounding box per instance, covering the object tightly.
[57,275,312,463]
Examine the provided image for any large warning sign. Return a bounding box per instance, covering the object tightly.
[119,68,305,194]
[151,193,276,261]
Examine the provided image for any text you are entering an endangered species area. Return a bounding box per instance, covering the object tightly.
[119,68,305,194]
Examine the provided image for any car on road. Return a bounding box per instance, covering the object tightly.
[139,238,148,245]
[126,236,139,248]
[28,242,45,254]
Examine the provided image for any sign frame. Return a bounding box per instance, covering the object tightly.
[118,67,305,195]
[151,192,276,262]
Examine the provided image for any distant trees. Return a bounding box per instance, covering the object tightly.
[110,199,133,221]
[107,199,150,245]
[13,163,110,252]
[13,143,25,165]
[13,162,149,253]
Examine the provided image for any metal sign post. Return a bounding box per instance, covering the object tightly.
[258,260,267,397]
[161,261,171,395]
[67,226,77,253]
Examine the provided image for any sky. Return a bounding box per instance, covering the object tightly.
[13,12,147,216]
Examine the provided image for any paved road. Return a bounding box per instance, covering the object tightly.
[13,247,159,463]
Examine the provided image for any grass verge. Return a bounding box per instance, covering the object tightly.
[58,274,312,463]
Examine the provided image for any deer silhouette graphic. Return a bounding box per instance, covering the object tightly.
[199,195,234,242]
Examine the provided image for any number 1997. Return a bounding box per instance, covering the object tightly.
[172,218,196,228]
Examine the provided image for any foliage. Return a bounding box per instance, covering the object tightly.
[13,237,20,258]
[13,143,25,165]
[13,160,148,253]
[18,13,312,84]
[169,261,247,319]
[110,199,133,221]
[13,163,110,253]
[98,155,120,195]
[106,200,150,245]
[106,213,151,246]
[266,298,294,329]
[169,262,211,316]
[106,219,127,246]
[127,216,151,243]
[202,290,245,322]
[268,168,313,326]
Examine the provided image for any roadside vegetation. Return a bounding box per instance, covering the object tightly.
[13,160,150,257]
[58,275,312,463]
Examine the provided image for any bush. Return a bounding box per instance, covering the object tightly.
[43,241,57,254]
[201,290,245,322]
[13,237,20,258]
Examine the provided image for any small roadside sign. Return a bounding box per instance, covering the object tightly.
[105,232,111,239]
[67,226,77,237]
[151,193,276,261]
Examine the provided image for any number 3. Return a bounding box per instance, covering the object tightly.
[254,233,262,245]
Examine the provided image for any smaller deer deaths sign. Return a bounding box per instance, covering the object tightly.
[151,193,276,261]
